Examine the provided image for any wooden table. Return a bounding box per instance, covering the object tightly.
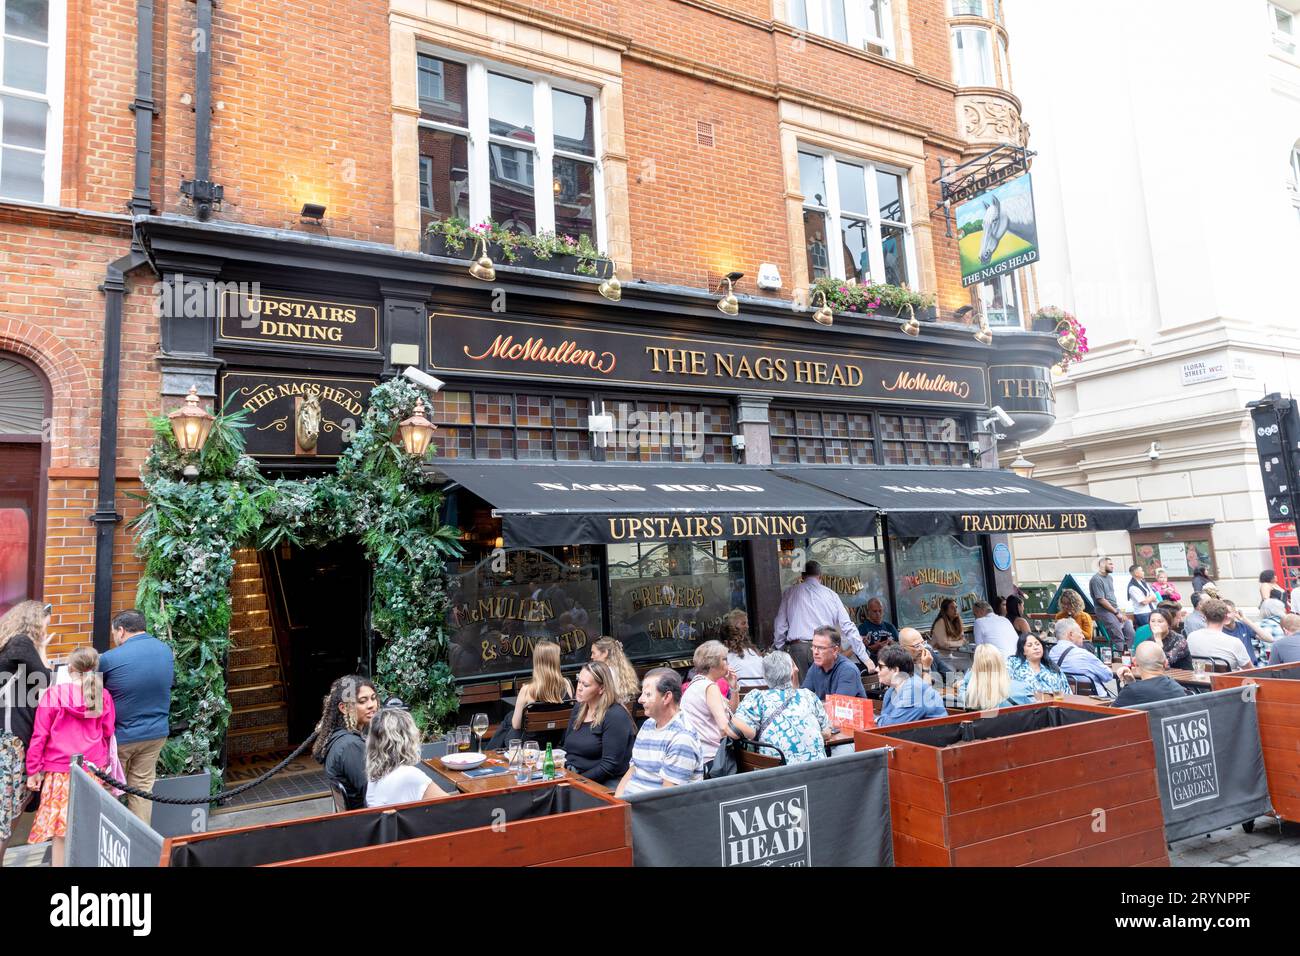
[424,751,581,795]
[1167,668,1213,691]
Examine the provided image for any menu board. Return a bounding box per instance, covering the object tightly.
[778,537,891,628]
[1132,537,1214,580]
[890,534,988,631]
[446,546,602,679]
[608,541,747,662]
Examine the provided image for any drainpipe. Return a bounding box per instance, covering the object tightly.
[180,0,222,218]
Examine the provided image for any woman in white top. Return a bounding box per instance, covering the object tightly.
[721,609,765,687]
[364,708,450,808]
[680,640,739,766]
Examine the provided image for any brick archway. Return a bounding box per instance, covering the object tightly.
[0,317,95,469]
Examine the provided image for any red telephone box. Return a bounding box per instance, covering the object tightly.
[1269,523,1300,597]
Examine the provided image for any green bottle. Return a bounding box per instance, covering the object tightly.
[542,742,556,780]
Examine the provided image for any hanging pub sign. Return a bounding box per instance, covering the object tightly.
[219,289,380,352]
[219,371,377,458]
[428,313,989,408]
[956,173,1040,288]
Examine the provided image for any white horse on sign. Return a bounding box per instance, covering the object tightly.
[978,191,1036,264]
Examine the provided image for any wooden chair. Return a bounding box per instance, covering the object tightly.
[735,739,787,773]
[520,700,575,748]
[1190,655,1234,673]
[1067,675,1097,695]
[737,683,768,703]
[330,782,349,814]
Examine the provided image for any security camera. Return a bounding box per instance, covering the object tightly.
[1148,441,1160,461]
[402,367,445,393]
[990,406,1015,429]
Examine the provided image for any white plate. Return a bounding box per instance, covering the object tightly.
[441,752,487,770]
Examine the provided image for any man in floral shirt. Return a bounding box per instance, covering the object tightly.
[732,651,831,764]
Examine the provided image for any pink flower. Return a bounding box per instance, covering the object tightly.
[848,304,858,311]
[839,286,848,294]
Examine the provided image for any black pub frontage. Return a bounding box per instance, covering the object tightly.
[139,216,1135,748]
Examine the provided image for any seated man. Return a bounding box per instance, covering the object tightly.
[898,627,950,684]
[615,668,702,797]
[858,598,899,656]
[1048,618,1118,695]
[803,626,867,700]
[1270,613,1300,664]
[1182,592,1207,636]
[1113,642,1190,706]
[1186,598,1252,671]
[875,644,947,727]
[972,600,1018,657]
[1223,600,1270,666]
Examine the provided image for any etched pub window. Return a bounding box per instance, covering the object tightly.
[777,531,890,630]
[890,534,987,631]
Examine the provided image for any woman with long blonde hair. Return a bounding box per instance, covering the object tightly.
[590,636,640,705]
[561,660,637,784]
[502,640,573,737]
[959,644,1031,711]
[1,600,53,859]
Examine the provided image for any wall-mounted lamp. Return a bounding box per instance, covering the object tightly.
[812,291,834,327]
[300,203,326,222]
[598,259,622,302]
[974,320,994,346]
[717,271,743,316]
[468,235,496,282]
[900,315,920,336]
[397,398,436,458]
[1009,446,1035,479]
[167,385,215,477]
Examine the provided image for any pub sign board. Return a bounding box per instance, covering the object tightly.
[220,371,377,459]
[956,173,1040,288]
[429,313,989,408]
[219,289,380,353]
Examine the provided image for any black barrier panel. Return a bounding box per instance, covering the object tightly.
[1130,687,1272,843]
[880,704,1107,749]
[626,748,892,867]
[168,782,604,867]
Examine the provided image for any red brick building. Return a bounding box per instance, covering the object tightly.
[2,0,1054,752]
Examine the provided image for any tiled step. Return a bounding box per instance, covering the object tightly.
[230,592,268,614]
[230,608,270,631]
[229,644,277,668]
[229,683,285,709]
[226,724,291,757]
[228,662,281,688]
[230,702,289,732]
[230,625,274,649]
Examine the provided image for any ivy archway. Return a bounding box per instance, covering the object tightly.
[131,378,463,780]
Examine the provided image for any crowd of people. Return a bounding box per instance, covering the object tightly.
[0,604,174,866]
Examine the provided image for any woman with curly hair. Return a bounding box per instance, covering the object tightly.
[1,600,52,859]
[719,610,765,688]
[365,708,449,808]
[590,636,641,706]
[1054,588,1095,641]
[312,675,378,811]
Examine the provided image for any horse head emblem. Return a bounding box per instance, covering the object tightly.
[979,195,1005,264]
[296,390,322,452]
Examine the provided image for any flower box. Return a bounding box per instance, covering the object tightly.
[855,701,1169,867]
[1211,662,1300,823]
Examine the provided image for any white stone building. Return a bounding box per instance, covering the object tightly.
[1000,0,1300,608]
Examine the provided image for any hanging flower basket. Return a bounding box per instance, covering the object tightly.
[1032,306,1089,370]
[424,219,611,278]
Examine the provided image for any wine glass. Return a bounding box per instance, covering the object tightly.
[471,713,489,752]
[523,739,540,778]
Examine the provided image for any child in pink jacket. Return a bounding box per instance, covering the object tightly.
[26,646,115,866]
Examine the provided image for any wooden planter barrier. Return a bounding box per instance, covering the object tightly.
[160,778,630,867]
[1212,661,1300,823]
[856,701,1169,867]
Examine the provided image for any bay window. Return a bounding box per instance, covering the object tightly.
[0,0,63,205]
[799,149,915,287]
[951,26,994,86]
[417,49,601,244]
[949,0,983,14]
[786,0,894,58]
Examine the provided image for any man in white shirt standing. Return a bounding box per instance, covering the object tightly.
[774,561,876,681]
[1187,598,1252,671]
[972,600,1018,657]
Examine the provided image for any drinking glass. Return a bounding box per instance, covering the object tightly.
[523,739,540,777]
[456,725,472,752]
[443,732,458,756]
[1099,646,1113,664]
[507,738,522,761]
[1193,659,1207,675]
[471,712,489,752]
[1052,689,1065,701]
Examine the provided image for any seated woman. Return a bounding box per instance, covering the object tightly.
[561,660,637,785]
[961,644,1033,710]
[1136,608,1189,669]
[364,708,450,808]
[680,640,740,770]
[721,609,765,688]
[1007,633,1070,698]
[589,637,641,708]
[1005,595,1032,636]
[489,640,573,749]
[1055,589,1095,642]
[312,674,378,811]
[731,651,830,763]
[928,598,967,652]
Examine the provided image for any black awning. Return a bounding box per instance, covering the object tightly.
[435,463,879,547]
[774,466,1140,537]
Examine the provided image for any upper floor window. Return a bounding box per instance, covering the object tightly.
[1289,143,1300,222]
[950,0,983,15]
[417,51,600,244]
[1272,4,1296,56]
[952,27,994,86]
[979,274,1020,328]
[0,0,63,205]
[799,149,915,287]
[787,0,894,58]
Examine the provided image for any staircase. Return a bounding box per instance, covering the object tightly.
[226,549,291,757]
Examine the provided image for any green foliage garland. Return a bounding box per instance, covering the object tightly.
[132,379,463,782]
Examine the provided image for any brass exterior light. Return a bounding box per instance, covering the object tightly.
[812,291,834,327]
[468,235,496,282]
[168,385,215,476]
[598,259,622,301]
[1010,447,1035,479]
[397,398,436,458]
[716,271,743,316]
[974,321,994,346]
[899,316,920,336]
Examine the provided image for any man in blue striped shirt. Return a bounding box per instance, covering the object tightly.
[616,669,702,797]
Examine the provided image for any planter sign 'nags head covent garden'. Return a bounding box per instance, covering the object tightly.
[139,216,1131,708]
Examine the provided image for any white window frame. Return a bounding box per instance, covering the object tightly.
[793,0,894,59]
[1270,3,1297,56]
[951,26,994,87]
[798,147,917,287]
[0,0,65,206]
[949,0,984,15]
[980,274,1020,327]
[416,46,603,243]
